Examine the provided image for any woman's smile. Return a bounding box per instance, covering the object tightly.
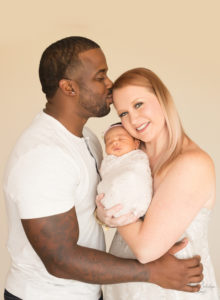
[136,122,151,132]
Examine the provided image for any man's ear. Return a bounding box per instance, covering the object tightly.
[59,79,79,97]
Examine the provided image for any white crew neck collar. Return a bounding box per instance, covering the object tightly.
[39,111,87,143]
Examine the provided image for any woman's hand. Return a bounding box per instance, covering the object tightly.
[96,194,139,227]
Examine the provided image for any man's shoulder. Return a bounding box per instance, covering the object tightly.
[4,112,79,180]
[8,112,60,159]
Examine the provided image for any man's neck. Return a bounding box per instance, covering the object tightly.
[44,106,87,138]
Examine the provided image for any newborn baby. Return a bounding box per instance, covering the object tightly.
[97,123,152,218]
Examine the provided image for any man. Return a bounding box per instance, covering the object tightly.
[3,36,203,300]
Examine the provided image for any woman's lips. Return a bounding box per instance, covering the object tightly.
[136,122,150,133]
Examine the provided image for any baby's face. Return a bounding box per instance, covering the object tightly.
[105,126,139,157]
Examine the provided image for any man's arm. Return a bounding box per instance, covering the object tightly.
[22,206,202,291]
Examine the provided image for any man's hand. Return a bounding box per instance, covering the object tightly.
[148,252,203,292]
[96,194,138,227]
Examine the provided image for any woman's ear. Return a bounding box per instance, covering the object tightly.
[59,79,79,97]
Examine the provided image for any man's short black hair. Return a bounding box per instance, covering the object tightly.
[39,36,100,99]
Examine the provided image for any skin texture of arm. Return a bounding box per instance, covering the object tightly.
[117,150,216,263]
[21,205,203,291]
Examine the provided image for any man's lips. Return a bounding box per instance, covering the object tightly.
[106,94,113,104]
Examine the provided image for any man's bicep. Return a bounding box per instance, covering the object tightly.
[21,206,78,274]
[9,147,79,219]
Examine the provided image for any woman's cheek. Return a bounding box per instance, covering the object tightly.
[121,120,130,131]
[123,122,138,139]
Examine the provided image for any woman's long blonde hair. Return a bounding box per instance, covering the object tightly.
[113,68,186,175]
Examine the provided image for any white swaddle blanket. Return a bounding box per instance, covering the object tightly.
[97,150,152,218]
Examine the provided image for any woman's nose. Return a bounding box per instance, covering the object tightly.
[129,112,139,127]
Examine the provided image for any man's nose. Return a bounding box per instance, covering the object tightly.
[105,76,113,89]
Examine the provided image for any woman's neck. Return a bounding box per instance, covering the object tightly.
[144,127,169,169]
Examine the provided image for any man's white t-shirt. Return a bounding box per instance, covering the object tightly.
[3,111,105,300]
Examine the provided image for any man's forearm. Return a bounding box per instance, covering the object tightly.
[22,207,203,291]
[46,245,151,284]
[22,209,150,284]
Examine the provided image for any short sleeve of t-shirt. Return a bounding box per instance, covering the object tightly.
[7,145,80,219]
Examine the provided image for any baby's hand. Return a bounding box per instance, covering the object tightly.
[95,194,138,227]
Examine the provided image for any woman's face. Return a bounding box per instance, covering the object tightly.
[113,85,166,143]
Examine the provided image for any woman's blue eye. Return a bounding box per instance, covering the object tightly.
[135,102,143,108]
[119,112,127,118]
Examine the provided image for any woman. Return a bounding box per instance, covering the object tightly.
[96,68,219,299]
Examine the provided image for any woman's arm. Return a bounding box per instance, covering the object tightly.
[118,150,215,263]
[96,149,215,263]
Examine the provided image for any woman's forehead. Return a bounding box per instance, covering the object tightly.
[113,85,154,105]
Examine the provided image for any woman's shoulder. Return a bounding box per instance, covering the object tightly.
[180,139,214,167]
[162,139,216,208]
[168,139,215,181]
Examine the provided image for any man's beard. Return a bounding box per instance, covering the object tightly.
[80,98,111,117]
[78,89,111,117]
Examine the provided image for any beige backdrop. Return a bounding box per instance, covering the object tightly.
[1,0,219,298]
